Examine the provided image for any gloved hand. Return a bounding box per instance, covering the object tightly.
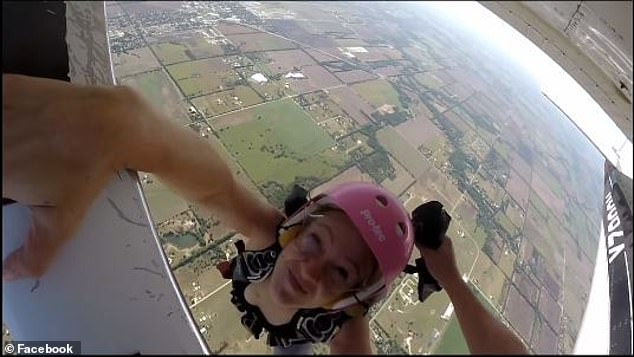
[284,184,309,218]
[403,200,451,302]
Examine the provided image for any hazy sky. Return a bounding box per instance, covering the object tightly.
[419,1,633,179]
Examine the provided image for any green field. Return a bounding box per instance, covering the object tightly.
[434,282,505,354]
[434,316,469,354]
[153,38,225,65]
[142,173,190,223]
[217,99,346,189]
[153,42,192,64]
[118,69,190,125]
[414,72,445,90]
[191,85,263,117]
[352,79,403,110]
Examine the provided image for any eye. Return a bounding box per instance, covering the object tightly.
[300,233,321,255]
[336,267,348,281]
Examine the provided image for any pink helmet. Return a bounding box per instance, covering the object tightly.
[282,182,415,309]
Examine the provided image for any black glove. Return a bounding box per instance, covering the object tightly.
[284,184,309,218]
[404,201,451,302]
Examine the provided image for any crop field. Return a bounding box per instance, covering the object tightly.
[334,70,378,84]
[327,86,375,126]
[287,64,342,94]
[217,99,346,188]
[112,47,161,77]
[505,169,531,211]
[376,127,432,178]
[503,284,536,340]
[226,32,298,52]
[167,56,252,97]
[216,22,259,35]
[471,252,507,304]
[380,155,415,196]
[354,47,404,62]
[310,165,372,196]
[191,85,263,117]
[414,72,446,90]
[394,116,444,149]
[152,37,225,65]
[351,79,403,110]
[118,69,191,125]
[261,49,317,75]
[141,173,190,224]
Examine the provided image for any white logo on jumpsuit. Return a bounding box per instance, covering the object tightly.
[360,209,387,242]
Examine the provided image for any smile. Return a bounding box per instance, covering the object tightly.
[288,269,308,294]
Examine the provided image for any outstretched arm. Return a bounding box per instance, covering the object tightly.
[419,238,528,354]
[2,74,281,280]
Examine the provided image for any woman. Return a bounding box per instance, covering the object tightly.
[3,74,527,354]
[2,73,412,353]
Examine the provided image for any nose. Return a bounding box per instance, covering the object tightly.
[299,256,324,288]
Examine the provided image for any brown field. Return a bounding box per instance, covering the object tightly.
[304,48,339,62]
[328,86,375,126]
[471,253,507,304]
[216,22,259,35]
[417,166,463,210]
[287,64,342,94]
[412,101,435,121]
[227,32,297,52]
[496,247,517,278]
[562,273,590,329]
[530,171,565,217]
[512,270,540,306]
[173,239,238,305]
[381,155,415,196]
[112,47,161,77]
[376,127,433,179]
[374,64,404,77]
[353,47,404,62]
[310,165,372,196]
[508,147,533,182]
[503,284,536,340]
[531,318,559,354]
[333,70,378,84]
[190,283,254,353]
[394,116,444,149]
[538,286,561,332]
[262,49,317,75]
[505,169,531,211]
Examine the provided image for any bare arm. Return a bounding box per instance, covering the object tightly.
[419,238,528,354]
[121,88,282,241]
[329,315,373,354]
[2,74,281,280]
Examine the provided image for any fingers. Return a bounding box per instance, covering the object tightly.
[2,205,71,282]
[3,218,55,281]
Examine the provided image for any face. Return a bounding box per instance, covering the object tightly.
[268,210,379,309]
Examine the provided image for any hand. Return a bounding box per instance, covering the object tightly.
[2,74,137,280]
[418,237,462,291]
